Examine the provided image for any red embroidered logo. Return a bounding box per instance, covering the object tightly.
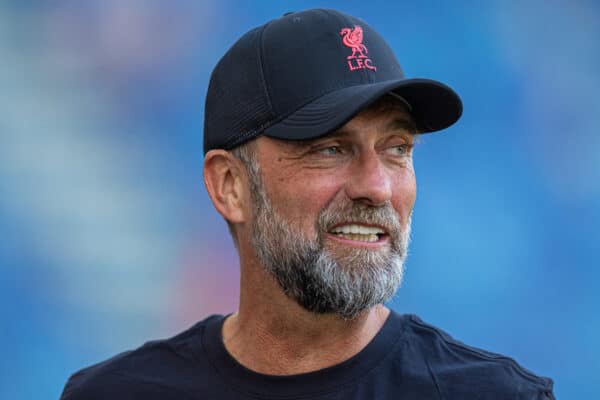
[340,25,376,71]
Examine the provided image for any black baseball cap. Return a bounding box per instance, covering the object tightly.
[203,8,462,154]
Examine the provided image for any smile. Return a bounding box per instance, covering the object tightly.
[328,224,388,244]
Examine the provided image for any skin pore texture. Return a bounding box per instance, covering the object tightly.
[203,101,417,375]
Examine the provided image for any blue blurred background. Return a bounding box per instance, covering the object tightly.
[1,1,598,398]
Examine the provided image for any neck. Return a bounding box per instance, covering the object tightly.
[222,257,390,375]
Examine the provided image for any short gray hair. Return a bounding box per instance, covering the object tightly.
[226,140,260,248]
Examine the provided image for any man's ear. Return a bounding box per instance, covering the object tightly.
[203,150,247,224]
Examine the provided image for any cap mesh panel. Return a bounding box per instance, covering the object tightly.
[204,26,273,153]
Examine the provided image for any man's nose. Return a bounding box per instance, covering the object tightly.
[344,151,392,206]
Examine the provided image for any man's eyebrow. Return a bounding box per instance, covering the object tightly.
[288,129,349,147]
[328,118,417,137]
[284,117,418,149]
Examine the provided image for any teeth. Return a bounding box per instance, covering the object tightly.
[330,224,384,235]
[332,233,380,242]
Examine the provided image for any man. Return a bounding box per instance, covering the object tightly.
[61,9,555,399]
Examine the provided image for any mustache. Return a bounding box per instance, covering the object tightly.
[317,200,402,236]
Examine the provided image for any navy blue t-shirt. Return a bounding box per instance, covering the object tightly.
[61,312,554,399]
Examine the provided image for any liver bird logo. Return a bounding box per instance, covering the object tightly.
[340,25,368,59]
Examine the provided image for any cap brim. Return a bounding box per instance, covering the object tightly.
[263,78,462,140]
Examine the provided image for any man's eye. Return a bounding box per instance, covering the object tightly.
[318,146,341,155]
[386,144,411,156]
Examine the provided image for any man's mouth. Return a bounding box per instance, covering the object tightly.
[328,224,387,243]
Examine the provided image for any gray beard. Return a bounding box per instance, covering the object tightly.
[248,165,410,320]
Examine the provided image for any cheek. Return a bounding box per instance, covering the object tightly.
[270,173,342,228]
[296,183,340,221]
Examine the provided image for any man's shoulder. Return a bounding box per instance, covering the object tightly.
[60,315,224,400]
[395,313,555,399]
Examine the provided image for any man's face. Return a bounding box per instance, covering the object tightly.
[246,104,417,319]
